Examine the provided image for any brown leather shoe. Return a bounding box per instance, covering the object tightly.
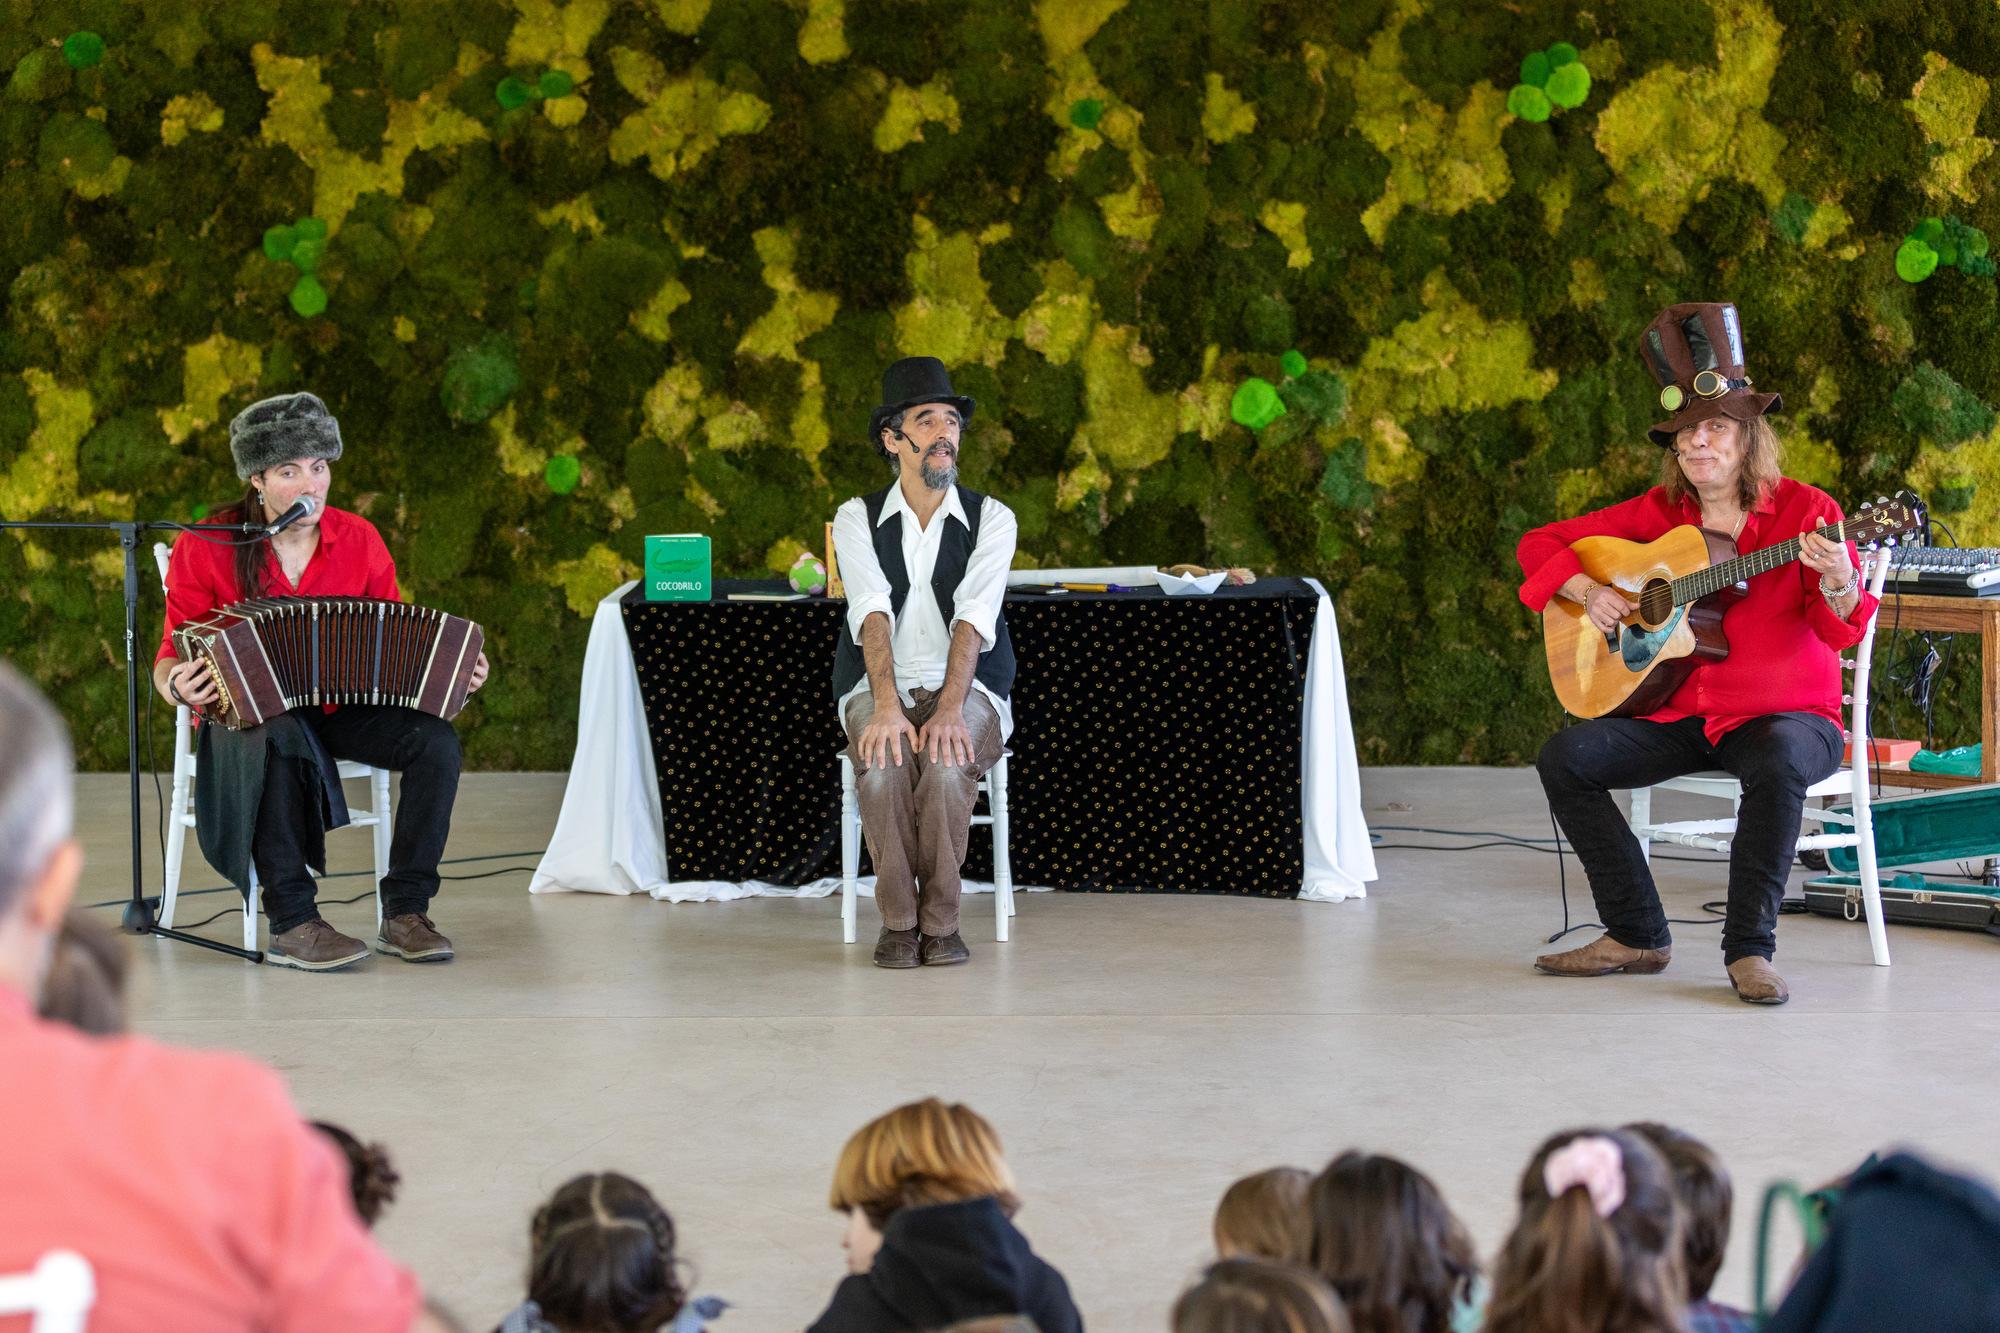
[1534,933,1672,977]
[376,913,454,962]
[920,931,970,966]
[267,918,371,972]
[1727,956,1790,1005]
[874,927,920,969]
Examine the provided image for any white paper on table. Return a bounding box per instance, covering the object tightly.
[1005,566,1158,588]
[1155,569,1227,595]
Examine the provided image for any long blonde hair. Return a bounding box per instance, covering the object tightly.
[1660,413,1783,512]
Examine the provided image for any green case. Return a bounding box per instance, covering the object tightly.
[645,534,711,602]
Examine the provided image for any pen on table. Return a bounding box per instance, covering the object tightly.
[1056,582,1137,592]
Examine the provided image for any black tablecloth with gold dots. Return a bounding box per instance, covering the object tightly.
[620,578,1321,896]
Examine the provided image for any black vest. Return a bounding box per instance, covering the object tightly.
[831,484,1016,704]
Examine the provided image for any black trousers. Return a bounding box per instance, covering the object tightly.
[1536,712,1844,963]
[253,705,462,935]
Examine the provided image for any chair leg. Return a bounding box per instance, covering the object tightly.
[989,756,1011,942]
[371,768,392,932]
[839,757,859,945]
[243,868,261,954]
[1627,786,1651,866]
[161,706,194,928]
[1854,797,1890,968]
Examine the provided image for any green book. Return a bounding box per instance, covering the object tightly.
[644,534,711,601]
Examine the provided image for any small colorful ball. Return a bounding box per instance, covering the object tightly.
[789,552,828,595]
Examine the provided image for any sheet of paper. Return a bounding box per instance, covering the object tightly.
[1155,569,1227,596]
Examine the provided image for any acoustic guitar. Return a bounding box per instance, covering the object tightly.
[1543,492,1925,719]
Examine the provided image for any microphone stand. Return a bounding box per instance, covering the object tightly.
[0,514,274,962]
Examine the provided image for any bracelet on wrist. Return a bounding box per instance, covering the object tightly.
[1819,571,1859,600]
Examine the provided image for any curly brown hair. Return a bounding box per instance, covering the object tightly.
[311,1121,400,1227]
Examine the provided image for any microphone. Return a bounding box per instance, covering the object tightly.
[265,494,318,534]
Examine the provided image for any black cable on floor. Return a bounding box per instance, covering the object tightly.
[82,851,546,912]
[1367,819,1729,938]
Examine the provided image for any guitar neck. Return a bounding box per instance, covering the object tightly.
[1668,521,1845,604]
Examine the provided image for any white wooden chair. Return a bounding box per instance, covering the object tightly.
[0,1250,94,1333]
[839,750,1013,943]
[154,543,392,952]
[1626,554,1895,966]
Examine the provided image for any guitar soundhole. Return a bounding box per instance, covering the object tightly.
[1637,579,1674,627]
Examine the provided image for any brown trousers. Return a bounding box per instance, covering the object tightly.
[843,687,1004,935]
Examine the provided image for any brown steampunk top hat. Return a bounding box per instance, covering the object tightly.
[1640,301,1782,446]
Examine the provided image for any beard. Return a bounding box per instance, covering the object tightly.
[918,445,957,491]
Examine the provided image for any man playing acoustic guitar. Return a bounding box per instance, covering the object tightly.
[1516,302,1877,1006]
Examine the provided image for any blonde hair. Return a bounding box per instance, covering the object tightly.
[1660,413,1783,512]
[829,1098,1019,1229]
[1175,1258,1353,1333]
[1215,1168,1313,1263]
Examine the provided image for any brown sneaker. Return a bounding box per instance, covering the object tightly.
[874,927,920,969]
[267,918,371,972]
[376,913,454,962]
[1534,933,1672,977]
[920,931,970,966]
[1727,956,1790,1005]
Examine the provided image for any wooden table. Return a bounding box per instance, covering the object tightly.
[1874,592,2000,789]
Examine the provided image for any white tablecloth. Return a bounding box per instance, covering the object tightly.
[529,580,1377,902]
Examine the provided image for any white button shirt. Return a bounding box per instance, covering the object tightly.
[833,483,1017,740]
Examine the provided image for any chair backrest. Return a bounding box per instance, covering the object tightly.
[0,1250,95,1332]
[1843,554,1894,750]
[152,541,170,593]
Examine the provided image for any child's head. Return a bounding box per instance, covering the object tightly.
[1214,1168,1313,1263]
[828,1096,1019,1256]
[1174,1257,1352,1333]
[527,1173,685,1333]
[1304,1153,1477,1333]
[1624,1123,1732,1303]
[1484,1129,1684,1333]
[311,1121,400,1227]
[38,908,128,1035]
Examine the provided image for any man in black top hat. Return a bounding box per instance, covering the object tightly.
[831,357,1017,968]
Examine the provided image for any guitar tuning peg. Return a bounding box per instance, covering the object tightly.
[1877,495,1889,505]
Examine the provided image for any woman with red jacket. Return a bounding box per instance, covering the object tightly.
[154,393,488,972]
[1516,303,1875,1006]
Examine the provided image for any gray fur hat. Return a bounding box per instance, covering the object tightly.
[229,391,343,480]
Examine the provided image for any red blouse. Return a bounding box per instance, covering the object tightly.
[1516,478,1879,743]
[155,506,401,666]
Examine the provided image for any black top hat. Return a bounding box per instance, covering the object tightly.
[868,357,976,456]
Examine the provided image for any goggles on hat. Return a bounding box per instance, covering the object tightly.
[1660,371,1754,412]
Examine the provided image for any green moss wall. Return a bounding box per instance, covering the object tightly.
[4,0,1998,768]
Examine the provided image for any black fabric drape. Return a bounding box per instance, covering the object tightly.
[623,578,1319,897]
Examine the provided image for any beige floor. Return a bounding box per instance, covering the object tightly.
[66,767,2000,1332]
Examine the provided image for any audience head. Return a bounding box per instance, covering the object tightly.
[1174,1258,1352,1333]
[1625,1122,1732,1303]
[1214,1167,1313,1263]
[829,1097,1019,1270]
[1484,1128,1684,1333]
[0,661,81,991]
[312,1121,402,1228]
[1304,1152,1477,1333]
[38,907,130,1034]
[523,1172,685,1333]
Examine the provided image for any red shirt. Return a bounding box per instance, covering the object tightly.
[156,506,401,667]
[1516,478,1879,742]
[0,985,422,1332]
